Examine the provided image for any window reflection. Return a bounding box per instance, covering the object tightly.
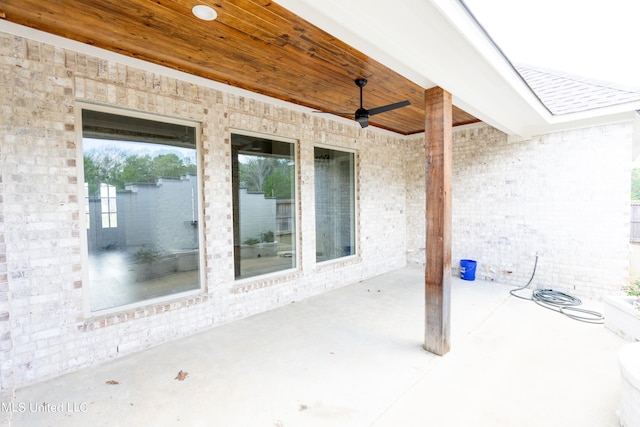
[315,147,356,262]
[231,134,296,279]
[82,109,201,311]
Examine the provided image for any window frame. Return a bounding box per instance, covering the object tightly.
[76,102,206,317]
[230,129,300,283]
[313,143,359,265]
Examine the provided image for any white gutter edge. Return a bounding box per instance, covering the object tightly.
[508,110,639,143]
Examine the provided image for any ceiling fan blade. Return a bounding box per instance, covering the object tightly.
[368,100,410,116]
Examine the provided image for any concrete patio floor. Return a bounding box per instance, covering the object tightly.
[3,266,627,426]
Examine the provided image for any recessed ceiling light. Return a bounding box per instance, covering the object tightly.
[192,5,217,21]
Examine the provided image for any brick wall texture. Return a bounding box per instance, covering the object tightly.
[406,124,631,296]
[0,30,634,393]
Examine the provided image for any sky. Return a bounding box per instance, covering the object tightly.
[83,139,196,164]
[463,0,640,88]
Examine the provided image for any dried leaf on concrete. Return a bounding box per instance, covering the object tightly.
[175,370,188,381]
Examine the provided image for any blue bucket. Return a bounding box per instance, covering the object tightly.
[460,259,477,281]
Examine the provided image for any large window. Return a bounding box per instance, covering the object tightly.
[81,108,201,312]
[231,133,296,279]
[314,147,356,262]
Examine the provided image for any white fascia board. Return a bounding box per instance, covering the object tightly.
[508,101,640,140]
[548,101,640,126]
[507,110,639,143]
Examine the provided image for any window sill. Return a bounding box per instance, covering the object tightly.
[231,268,302,294]
[80,289,207,330]
[315,254,361,271]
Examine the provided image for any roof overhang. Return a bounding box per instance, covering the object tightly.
[1,0,637,140]
[276,0,640,139]
[274,0,550,137]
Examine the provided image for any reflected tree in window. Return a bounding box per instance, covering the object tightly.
[231,134,296,279]
[82,109,201,311]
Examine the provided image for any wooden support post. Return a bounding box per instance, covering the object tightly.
[424,87,452,356]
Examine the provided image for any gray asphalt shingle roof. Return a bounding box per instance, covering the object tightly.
[516,64,640,115]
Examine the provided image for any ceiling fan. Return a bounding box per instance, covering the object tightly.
[314,78,410,128]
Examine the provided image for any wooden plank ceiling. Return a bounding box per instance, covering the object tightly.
[0,0,480,134]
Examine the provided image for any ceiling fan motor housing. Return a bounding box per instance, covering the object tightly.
[355,78,368,88]
[355,107,369,127]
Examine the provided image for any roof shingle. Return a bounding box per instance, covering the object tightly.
[516,64,640,115]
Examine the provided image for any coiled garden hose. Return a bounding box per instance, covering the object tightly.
[509,255,605,324]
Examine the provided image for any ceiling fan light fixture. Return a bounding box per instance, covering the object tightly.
[192,5,217,21]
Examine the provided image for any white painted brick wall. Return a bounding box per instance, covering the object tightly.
[406,123,632,298]
[0,31,408,393]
